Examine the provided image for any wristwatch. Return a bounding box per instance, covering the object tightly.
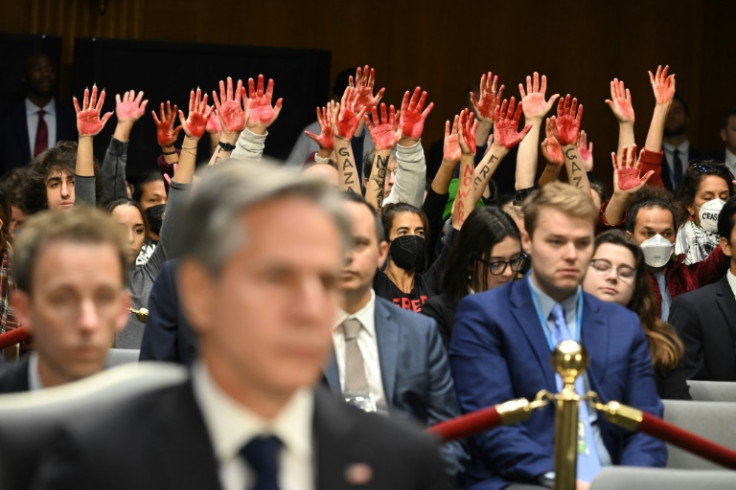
[538,471,555,488]
[218,141,237,152]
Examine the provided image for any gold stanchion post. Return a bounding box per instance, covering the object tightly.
[551,340,588,490]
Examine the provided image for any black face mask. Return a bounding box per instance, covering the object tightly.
[389,235,427,272]
[145,204,166,236]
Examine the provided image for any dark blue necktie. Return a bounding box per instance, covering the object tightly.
[672,148,683,190]
[239,435,282,490]
[550,303,601,482]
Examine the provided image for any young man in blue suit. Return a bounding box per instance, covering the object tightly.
[324,192,466,479]
[450,182,666,489]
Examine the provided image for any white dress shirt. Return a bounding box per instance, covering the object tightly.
[662,140,690,186]
[192,362,314,490]
[727,270,736,300]
[25,98,56,154]
[332,289,388,411]
[27,352,44,391]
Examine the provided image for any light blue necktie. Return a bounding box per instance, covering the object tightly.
[654,273,671,321]
[551,303,601,482]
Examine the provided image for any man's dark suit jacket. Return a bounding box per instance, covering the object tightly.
[0,356,29,393]
[450,278,666,489]
[669,275,736,380]
[323,295,466,476]
[660,145,706,193]
[0,98,77,173]
[30,382,450,490]
[139,259,198,365]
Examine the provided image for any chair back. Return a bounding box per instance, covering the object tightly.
[663,399,736,469]
[687,380,736,402]
[0,362,188,488]
[591,467,736,489]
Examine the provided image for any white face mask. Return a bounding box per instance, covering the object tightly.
[698,199,725,234]
[640,234,674,268]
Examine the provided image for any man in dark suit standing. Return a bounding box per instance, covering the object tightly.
[0,52,77,172]
[661,94,705,192]
[33,162,449,490]
[323,193,466,479]
[670,197,736,380]
[450,183,666,490]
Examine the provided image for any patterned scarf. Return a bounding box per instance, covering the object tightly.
[675,218,719,265]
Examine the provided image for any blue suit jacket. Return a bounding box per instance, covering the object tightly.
[450,278,666,489]
[323,295,467,476]
[139,260,197,366]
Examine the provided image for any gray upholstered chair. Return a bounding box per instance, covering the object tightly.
[591,467,736,489]
[663,399,736,469]
[105,347,141,367]
[687,380,736,402]
[0,362,187,488]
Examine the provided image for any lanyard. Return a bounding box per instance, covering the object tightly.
[527,274,583,351]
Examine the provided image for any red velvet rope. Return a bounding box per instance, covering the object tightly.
[427,405,501,441]
[640,411,736,469]
[0,326,31,349]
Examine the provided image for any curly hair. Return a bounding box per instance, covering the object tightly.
[23,141,102,215]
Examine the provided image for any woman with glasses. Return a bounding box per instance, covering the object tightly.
[583,230,690,399]
[422,207,526,348]
[675,161,734,264]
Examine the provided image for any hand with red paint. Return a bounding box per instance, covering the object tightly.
[115,90,148,124]
[578,130,594,171]
[151,101,182,148]
[178,88,213,139]
[246,74,283,134]
[471,71,504,122]
[493,97,532,149]
[399,87,434,142]
[648,64,676,105]
[349,64,385,114]
[331,87,367,140]
[73,85,114,136]
[612,145,654,193]
[206,111,222,134]
[518,72,559,121]
[456,109,477,155]
[541,117,564,166]
[213,76,248,135]
[550,94,583,146]
[364,103,400,151]
[304,103,335,150]
[443,115,461,163]
[605,78,635,124]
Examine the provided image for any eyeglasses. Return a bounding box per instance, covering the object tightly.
[589,258,636,281]
[479,255,526,276]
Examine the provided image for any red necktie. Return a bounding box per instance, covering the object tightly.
[33,109,48,157]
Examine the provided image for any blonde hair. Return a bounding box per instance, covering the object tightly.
[522,182,597,237]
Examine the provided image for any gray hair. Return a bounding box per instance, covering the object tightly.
[179,158,352,275]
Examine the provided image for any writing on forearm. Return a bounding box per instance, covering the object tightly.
[338,146,357,193]
[210,146,231,166]
[457,161,474,222]
[371,153,389,207]
[473,154,498,189]
[565,147,584,189]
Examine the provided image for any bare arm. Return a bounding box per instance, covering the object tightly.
[645,65,676,152]
[516,72,559,190]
